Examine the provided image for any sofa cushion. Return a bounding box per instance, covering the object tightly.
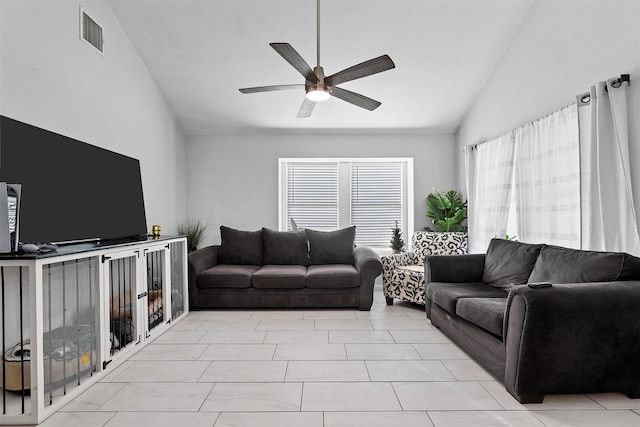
[306,226,356,265]
[456,297,506,337]
[252,265,307,289]
[306,264,359,289]
[197,265,260,289]
[218,226,263,265]
[482,239,543,289]
[262,228,309,266]
[528,245,639,283]
[620,253,640,280]
[427,282,508,314]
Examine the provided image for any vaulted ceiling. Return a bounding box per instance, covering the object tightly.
[108,0,533,135]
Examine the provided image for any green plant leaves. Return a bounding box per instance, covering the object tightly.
[176,218,210,251]
[425,189,467,232]
[390,220,405,251]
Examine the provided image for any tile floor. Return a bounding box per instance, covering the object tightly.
[41,286,640,427]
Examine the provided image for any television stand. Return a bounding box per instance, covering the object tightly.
[0,236,187,425]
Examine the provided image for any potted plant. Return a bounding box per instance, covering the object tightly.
[290,218,304,231]
[424,189,468,232]
[390,221,405,253]
[176,218,209,251]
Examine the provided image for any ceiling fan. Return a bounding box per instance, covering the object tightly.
[239,0,395,118]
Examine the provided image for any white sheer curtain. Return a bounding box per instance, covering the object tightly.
[513,103,581,248]
[465,133,515,253]
[578,79,640,255]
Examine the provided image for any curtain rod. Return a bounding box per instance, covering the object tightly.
[611,73,630,88]
[465,73,631,152]
[464,102,573,151]
[604,73,630,93]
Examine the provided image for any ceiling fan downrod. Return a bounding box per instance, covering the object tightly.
[316,0,321,69]
[308,0,329,101]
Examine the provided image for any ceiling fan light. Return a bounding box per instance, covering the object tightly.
[306,86,331,102]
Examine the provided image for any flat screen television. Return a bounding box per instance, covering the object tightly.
[0,115,148,245]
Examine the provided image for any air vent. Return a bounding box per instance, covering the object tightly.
[80,8,103,53]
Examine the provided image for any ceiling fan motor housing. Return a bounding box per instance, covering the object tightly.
[305,66,331,101]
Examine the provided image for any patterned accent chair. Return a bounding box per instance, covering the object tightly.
[382,231,467,305]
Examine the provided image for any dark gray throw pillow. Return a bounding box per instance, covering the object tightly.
[306,226,356,265]
[262,228,309,266]
[620,253,640,280]
[528,245,627,283]
[218,226,263,265]
[482,238,544,289]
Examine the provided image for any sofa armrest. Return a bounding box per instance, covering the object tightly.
[188,245,219,274]
[381,252,417,269]
[503,281,640,403]
[425,254,485,283]
[354,246,383,310]
[187,245,219,309]
[381,251,417,283]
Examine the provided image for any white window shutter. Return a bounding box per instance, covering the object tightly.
[350,162,403,247]
[286,162,338,231]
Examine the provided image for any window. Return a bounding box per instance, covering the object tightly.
[466,103,580,252]
[279,158,413,250]
[285,162,339,231]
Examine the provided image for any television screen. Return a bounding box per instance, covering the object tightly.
[0,115,148,245]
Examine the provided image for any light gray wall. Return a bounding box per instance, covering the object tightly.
[0,0,187,235]
[457,0,640,234]
[187,133,456,247]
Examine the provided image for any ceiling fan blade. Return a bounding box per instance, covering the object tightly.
[270,43,318,82]
[330,86,381,111]
[297,98,316,118]
[325,55,395,86]
[239,84,304,94]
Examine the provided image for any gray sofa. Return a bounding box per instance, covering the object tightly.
[188,226,382,311]
[425,238,640,403]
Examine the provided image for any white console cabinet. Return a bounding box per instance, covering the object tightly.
[0,236,188,425]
